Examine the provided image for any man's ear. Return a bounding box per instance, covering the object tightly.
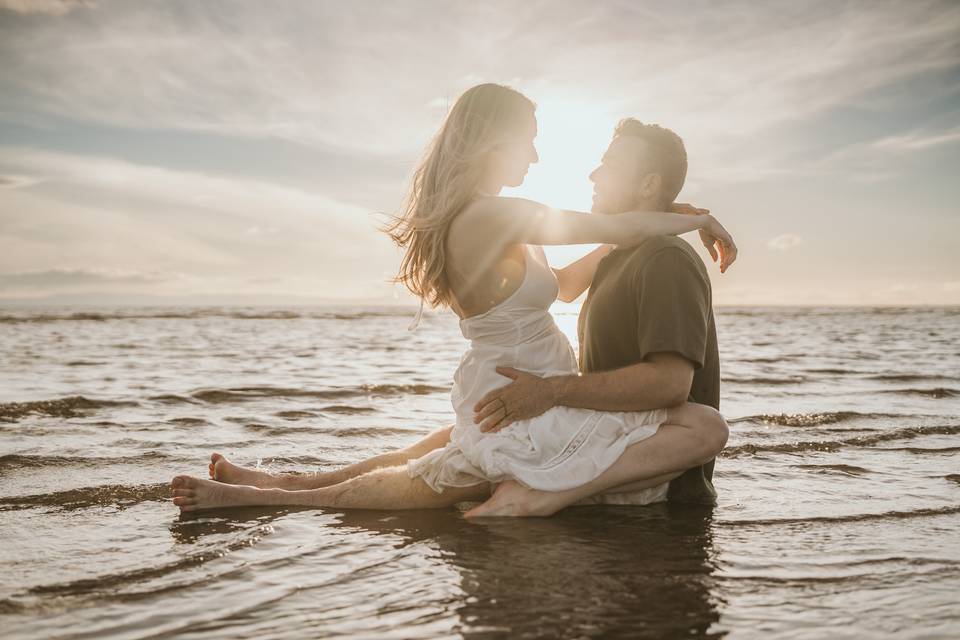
[637,173,662,201]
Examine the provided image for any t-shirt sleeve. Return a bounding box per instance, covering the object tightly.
[634,248,711,369]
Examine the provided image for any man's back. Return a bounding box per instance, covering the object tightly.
[578,235,720,503]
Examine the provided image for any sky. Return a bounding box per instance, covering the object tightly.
[0,0,958,307]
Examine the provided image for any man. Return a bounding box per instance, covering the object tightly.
[472,119,730,504]
[208,119,734,506]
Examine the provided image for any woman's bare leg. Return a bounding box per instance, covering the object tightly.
[173,463,489,513]
[209,425,454,489]
[465,402,728,518]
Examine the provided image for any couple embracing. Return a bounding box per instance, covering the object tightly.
[171,83,738,517]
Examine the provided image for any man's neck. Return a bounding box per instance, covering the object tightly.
[630,196,664,213]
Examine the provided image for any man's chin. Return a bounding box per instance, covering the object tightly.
[590,200,611,215]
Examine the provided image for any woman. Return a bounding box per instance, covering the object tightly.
[172,83,735,516]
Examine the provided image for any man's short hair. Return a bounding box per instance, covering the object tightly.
[614,118,687,204]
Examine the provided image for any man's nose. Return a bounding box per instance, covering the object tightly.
[589,167,599,182]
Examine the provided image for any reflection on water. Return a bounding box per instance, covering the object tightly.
[153,503,721,639]
[337,505,720,639]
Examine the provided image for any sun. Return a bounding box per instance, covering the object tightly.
[502,96,618,288]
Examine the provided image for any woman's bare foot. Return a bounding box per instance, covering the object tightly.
[464,479,566,518]
[171,474,273,512]
[208,452,281,488]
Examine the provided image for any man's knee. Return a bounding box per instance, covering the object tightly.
[700,406,728,456]
[680,403,728,458]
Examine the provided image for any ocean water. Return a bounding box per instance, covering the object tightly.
[1,305,958,639]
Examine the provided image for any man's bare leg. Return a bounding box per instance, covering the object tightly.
[209,425,453,489]
[172,464,488,513]
[465,402,727,518]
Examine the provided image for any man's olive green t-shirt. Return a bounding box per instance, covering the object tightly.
[577,235,720,504]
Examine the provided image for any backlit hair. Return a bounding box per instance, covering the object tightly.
[384,83,535,308]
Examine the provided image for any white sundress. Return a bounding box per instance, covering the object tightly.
[407,244,670,504]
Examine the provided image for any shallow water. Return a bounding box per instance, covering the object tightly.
[1,305,958,639]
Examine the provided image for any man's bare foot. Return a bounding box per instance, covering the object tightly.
[171,474,272,512]
[464,479,566,518]
[208,452,280,488]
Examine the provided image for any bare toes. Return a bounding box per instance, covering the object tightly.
[173,496,195,506]
[177,475,200,489]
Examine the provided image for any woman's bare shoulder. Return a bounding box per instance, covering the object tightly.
[450,196,536,241]
[447,197,530,269]
[448,196,504,245]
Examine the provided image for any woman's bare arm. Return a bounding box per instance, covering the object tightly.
[465,196,729,252]
[552,244,614,303]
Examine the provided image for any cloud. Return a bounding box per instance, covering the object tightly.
[872,126,960,151]
[0,1,957,306]
[0,0,94,15]
[0,174,40,188]
[0,267,175,290]
[0,146,401,300]
[0,0,956,160]
[803,121,960,183]
[767,234,804,251]
[243,225,280,237]
[0,146,376,242]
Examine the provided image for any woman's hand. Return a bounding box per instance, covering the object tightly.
[700,214,738,273]
[669,203,734,268]
[670,202,710,217]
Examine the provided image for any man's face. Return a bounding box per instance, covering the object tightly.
[589,136,651,214]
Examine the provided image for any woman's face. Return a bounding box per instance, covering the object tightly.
[489,110,539,188]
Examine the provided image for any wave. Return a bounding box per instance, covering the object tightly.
[720,504,960,527]
[169,417,210,426]
[729,411,887,427]
[792,463,872,475]
[883,387,957,398]
[721,424,960,457]
[268,406,377,418]
[186,384,447,404]
[804,367,856,375]
[867,374,958,382]
[0,308,413,324]
[318,404,377,415]
[723,376,806,385]
[0,396,139,422]
[242,423,419,438]
[23,524,278,599]
[883,446,960,454]
[274,410,319,419]
[0,451,170,472]
[149,393,201,405]
[0,482,170,512]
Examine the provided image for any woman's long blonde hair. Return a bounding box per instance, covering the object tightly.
[384,83,535,308]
